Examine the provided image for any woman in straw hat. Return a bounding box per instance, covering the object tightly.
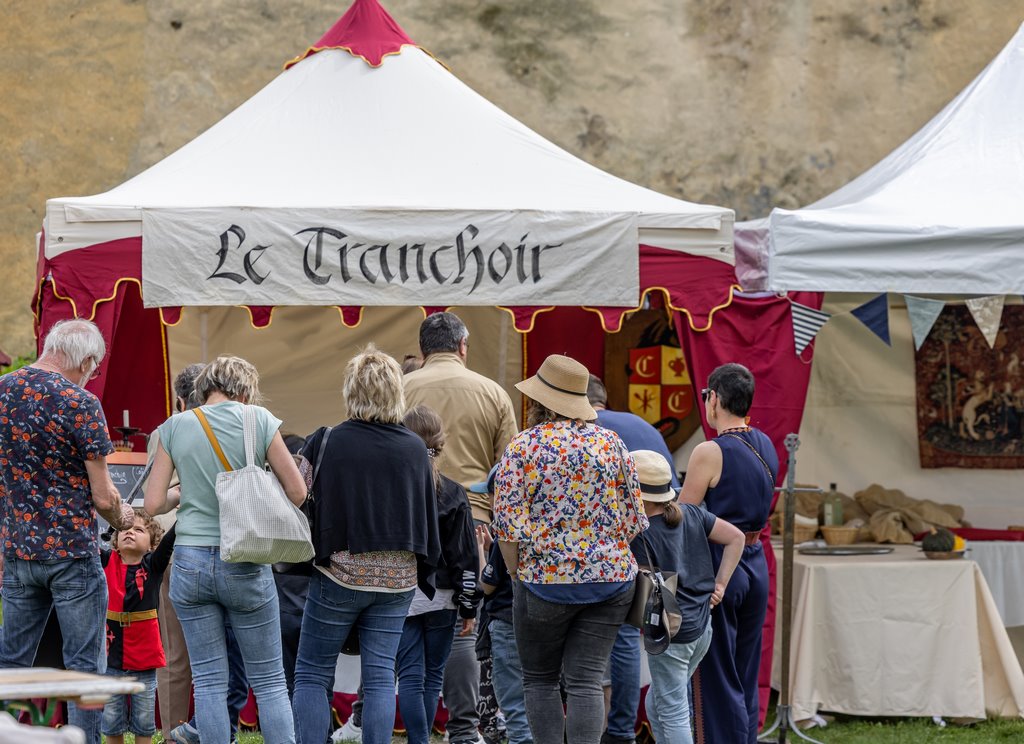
[493,354,647,744]
[629,449,744,744]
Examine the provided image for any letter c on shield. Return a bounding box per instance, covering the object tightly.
[666,390,688,414]
[636,354,655,379]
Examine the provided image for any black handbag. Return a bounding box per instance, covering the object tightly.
[626,532,683,655]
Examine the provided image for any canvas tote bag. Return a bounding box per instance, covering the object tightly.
[194,405,315,564]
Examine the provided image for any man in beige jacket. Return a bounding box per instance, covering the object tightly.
[404,311,518,744]
[404,312,518,524]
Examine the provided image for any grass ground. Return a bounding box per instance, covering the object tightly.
[771,716,1024,743]
[115,717,1024,744]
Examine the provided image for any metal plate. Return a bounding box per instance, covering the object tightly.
[798,546,895,556]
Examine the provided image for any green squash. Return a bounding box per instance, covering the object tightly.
[922,528,956,552]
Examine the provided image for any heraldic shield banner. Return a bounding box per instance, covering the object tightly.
[628,345,694,426]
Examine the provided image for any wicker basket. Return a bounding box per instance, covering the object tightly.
[793,523,819,543]
[820,525,858,546]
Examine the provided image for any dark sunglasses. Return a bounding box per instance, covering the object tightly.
[701,388,713,402]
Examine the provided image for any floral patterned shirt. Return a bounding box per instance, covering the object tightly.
[493,420,648,584]
[0,367,114,560]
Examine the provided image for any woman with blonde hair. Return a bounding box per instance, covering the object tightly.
[292,347,441,744]
[144,355,306,744]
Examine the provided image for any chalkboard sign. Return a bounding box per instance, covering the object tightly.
[110,463,149,507]
[98,452,149,540]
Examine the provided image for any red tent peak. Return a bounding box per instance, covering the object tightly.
[285,0,416,69]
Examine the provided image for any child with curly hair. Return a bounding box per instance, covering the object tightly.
[102,508,176,744]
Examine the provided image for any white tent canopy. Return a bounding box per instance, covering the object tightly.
[43,0,732,311]
[744,22,1024,294]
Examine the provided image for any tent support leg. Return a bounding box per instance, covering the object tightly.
[758,434,824,744]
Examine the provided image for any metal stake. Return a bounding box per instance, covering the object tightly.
[758,433,825,744]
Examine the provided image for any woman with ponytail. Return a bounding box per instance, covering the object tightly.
[397,405,480,744]
[629,450,745,744]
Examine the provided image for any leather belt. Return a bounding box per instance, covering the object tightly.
[743,530,763,546]
[107,609,158,626]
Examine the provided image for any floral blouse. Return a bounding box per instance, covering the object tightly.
[493,420,648,584]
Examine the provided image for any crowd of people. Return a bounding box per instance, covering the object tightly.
[0,312,778,744]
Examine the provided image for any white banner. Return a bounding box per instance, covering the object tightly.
[141,208,639,308]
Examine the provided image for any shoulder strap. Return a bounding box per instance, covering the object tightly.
[722,432,775,487]
[193,408,233,472]
[311,426,333,490]
[241,404,258,468]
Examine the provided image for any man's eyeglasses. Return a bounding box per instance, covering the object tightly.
[701,388,713,402]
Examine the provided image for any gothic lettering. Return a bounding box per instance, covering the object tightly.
[208,225,248,284]
[296,227,344,286]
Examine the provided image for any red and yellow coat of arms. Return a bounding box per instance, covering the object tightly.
[628,346,694,425]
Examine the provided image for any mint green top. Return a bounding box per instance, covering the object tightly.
[158,401,281,547]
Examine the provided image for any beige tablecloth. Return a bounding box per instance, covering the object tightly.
[771,543,1024,720]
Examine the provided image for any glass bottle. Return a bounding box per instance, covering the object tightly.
[824,482,843,526]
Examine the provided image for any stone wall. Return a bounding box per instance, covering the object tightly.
[2,0,1020,354]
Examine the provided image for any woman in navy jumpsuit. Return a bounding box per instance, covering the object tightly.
[679,363,778,743]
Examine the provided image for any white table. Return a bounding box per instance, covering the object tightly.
[771,543,1024,720]
[967,541,1024,627]
[0,668,143,725]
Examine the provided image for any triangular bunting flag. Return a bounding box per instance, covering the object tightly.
[905,296,945,350]
[850,294,891,346]
[791,302,830,355]
[965,295,1005,348]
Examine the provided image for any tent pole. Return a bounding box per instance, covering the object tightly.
[758,434,824,744]
[200,309,209,363]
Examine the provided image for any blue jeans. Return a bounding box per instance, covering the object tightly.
[397,608,457,744]
[170,546,293,744]
[292,570,413,744]
[101,667,157,736]
[0,555,107,744]
[489,618,531,744]
[186,622,249,738]
[646,622,713,744]
[607,624,641,740]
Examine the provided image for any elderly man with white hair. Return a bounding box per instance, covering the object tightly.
[0,318,134,744]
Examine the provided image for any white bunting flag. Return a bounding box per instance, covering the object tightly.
[791,302,831,355]
[965,295,1005,348]
[904,295,946,350]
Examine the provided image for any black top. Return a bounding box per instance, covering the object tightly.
[480,541,513,624]
[303,420,442,598]
[435,475,481,619]
[631,508,717,644]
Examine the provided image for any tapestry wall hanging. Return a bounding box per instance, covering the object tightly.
[916,305,1024,468]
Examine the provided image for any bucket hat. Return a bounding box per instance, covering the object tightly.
[515,354,597,421]
[632,450,677,503]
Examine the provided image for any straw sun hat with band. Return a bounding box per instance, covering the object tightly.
[515,354,597,421]
[633,449,677,503]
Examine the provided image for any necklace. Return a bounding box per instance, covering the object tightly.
[720,425,752,434]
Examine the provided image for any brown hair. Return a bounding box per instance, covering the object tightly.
[112,508,165,551]
[526,398,571,428]
[401,355,424,375]
[662,501,683,528]
[403,404,445,489]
